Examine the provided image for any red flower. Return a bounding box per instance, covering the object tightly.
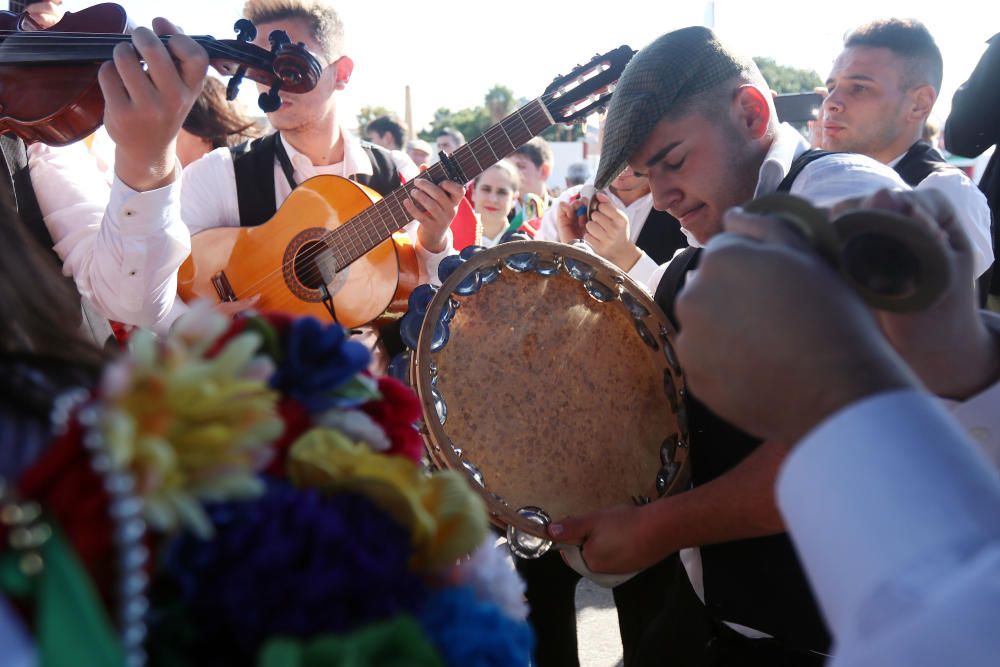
[265,398,313,477]
[362,377,425,463]
[204,312,294,359]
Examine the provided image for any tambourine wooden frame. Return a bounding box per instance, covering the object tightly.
[410,240,690,541]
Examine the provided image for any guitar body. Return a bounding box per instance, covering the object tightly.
[178,175,420,328]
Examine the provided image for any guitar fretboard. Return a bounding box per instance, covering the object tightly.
[324,97,554,269]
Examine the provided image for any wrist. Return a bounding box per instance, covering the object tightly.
[115,149,177,192]
[417,226,449,254]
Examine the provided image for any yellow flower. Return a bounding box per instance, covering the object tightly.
[287,429,488,571]
[98,321,283,538]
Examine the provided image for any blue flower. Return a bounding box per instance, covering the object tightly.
[269,317,371,413]
[419,586,534,667]
[156,479,427,665]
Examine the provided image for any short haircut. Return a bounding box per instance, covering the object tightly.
[437,127,465,146]
[844,19,943,92]
[475,159,521,192]
[243,0,345,60]
[513,137,553,169]
[366,115,406,148]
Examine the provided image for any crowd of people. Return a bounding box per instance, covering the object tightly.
[2,0,1000,665]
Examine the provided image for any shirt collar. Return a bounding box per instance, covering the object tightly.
[754,123,812,198]
[278,129,374,180]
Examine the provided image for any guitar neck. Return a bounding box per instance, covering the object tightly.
[329,97,555,267]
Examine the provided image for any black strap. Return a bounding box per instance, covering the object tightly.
[893,140,955,187]
[0,135,49,250]
[775,149,837,193]
[232,133,281,228]
[634,208,688,265]
[653,246,701,328]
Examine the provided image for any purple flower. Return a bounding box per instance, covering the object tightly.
[269,317,370,413]
[156,479,427,664]
[419,586,534,667]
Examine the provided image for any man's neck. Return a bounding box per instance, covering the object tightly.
[281,122,345,167]
[872,129,924,166]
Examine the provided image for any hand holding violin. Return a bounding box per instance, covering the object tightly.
[99,18,208,192]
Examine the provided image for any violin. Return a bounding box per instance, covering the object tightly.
[0,2,322,146]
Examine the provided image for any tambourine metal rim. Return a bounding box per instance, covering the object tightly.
[411,240,690,541]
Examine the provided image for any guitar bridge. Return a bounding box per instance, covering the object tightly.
[211,271,237,302]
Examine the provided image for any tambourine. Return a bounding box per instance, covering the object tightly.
[390,240,689,582]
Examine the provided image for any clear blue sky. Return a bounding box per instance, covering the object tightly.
[63,0,1000,133]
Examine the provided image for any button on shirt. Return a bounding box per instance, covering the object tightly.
[27,141,189,332]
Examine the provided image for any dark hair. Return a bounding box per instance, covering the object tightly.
[182,78,260,150]
[844,19,943,92]
[0,206,105,373]
[512,137,553,169]
[436,127,465,146]
[366,115,406,149]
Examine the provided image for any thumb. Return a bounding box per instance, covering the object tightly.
[548,514,592,545]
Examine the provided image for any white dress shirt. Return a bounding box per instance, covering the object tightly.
[537,182,668,286]
[642,124,910,295]
[28,142,189,332]
[888,149,993,278]
[777,389,1000,667]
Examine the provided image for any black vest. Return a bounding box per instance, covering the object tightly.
[634,207,687,264]
[893,141,994,304]
[231,133,403,227]
[653,150,834,653]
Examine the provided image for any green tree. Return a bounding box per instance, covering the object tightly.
[484,84,515,123]
[753,57,823,94]
[418,105,491,143]
[356,105,396,135]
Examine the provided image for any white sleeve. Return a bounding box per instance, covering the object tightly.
[30,142,189,330]
[790,153,910,208]
[916,170,994,278]
[777,389,1000,663]
[180,146,242,235]
[537,185,582,242]
[627,252,659,291]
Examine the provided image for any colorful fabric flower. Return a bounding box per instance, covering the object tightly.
[156,479,427,666]
[455,538,530,621]
[269,317,371,413]
[287,429,488,571]
[98,323,282,537]
[361,376,425,462]
[419,586,534,667]
[257,616,444,667]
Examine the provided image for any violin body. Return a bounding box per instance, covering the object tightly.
[0,3,127,145]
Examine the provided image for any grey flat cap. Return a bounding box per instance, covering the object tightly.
[595,26,750,189]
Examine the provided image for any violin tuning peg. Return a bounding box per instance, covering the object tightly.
[268,29,291,48]
[233,19,257,42]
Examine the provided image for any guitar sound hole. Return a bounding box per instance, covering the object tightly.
[292,241,328,290]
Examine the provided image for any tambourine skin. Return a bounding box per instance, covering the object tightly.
[410,241,689,542]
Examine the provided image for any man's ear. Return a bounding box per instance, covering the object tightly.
[734,85,771,140]
[909,84,937,122]
[541,163,552,180]
[333,55,354,90]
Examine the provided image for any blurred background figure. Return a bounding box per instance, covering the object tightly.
[178,77,261,167]
[406,138,434,166]
[435,127,465,155]
[366,114,407,151]
[565,161,592,188]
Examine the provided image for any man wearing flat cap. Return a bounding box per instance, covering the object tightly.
[548,26,908,664]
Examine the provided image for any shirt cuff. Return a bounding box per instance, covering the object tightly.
[777,389,1000,636]
[414,228,457,285]
[109,171,182,235]
[627,252,658,290]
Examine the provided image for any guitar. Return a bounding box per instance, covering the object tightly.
[177,46,635,328]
